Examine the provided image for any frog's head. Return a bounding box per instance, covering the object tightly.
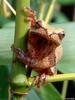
[28,23,65,59]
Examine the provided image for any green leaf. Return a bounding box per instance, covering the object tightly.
[0,16,11,28]
[0,23,14,65]
[0,65,9,100]
[54,12,68,23]
[26,84,63,100]
[57,0,75,5]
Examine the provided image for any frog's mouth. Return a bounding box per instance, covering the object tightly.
[28,32,48,55]
[28,28,60,58]
[29,27,61,47]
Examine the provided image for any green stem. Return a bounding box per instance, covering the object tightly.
[47,73,75,82]
[0,0,4,16]
[45,0,56,24]
[39,0,45,20]
[61,80,68,99]
[28,73,75,84]
[11,0,30,98]
[4,0,16,16]
[0,0,11,17]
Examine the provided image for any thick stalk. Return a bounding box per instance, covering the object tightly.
[11,0,30,98]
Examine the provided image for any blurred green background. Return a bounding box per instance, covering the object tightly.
[0,0,75,99]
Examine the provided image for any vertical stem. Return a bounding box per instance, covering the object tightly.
[11,0,30,98]
[1,0,11,17]
[61,80,68,99]
[39,0,45,20]
[45,0,56,24]
[0,0,4,16]
[4,0,16,16]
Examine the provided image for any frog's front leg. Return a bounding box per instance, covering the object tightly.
[23,7,36,27]
[11,46,28,64]
[11,45,31,65]
[11,45,39,69]
[22,7,44,29]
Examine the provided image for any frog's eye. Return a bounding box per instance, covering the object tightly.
[50,31,65,46]
[58,32,65,40]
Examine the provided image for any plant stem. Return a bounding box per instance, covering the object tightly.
[1,0,11,18]
[45,0,56,24]
[39,0,45,20]
[11,0,30,97]
[4,0,16,16]
[0,0,4,16]
[47,73,75,82]
[61,80,68,99]
[28,73,75,84]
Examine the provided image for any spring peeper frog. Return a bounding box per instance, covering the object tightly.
[12,8,65,86]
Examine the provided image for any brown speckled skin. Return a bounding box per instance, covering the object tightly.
[12,8,65,79]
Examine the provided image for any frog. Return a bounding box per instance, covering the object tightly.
[12,7,65,86]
